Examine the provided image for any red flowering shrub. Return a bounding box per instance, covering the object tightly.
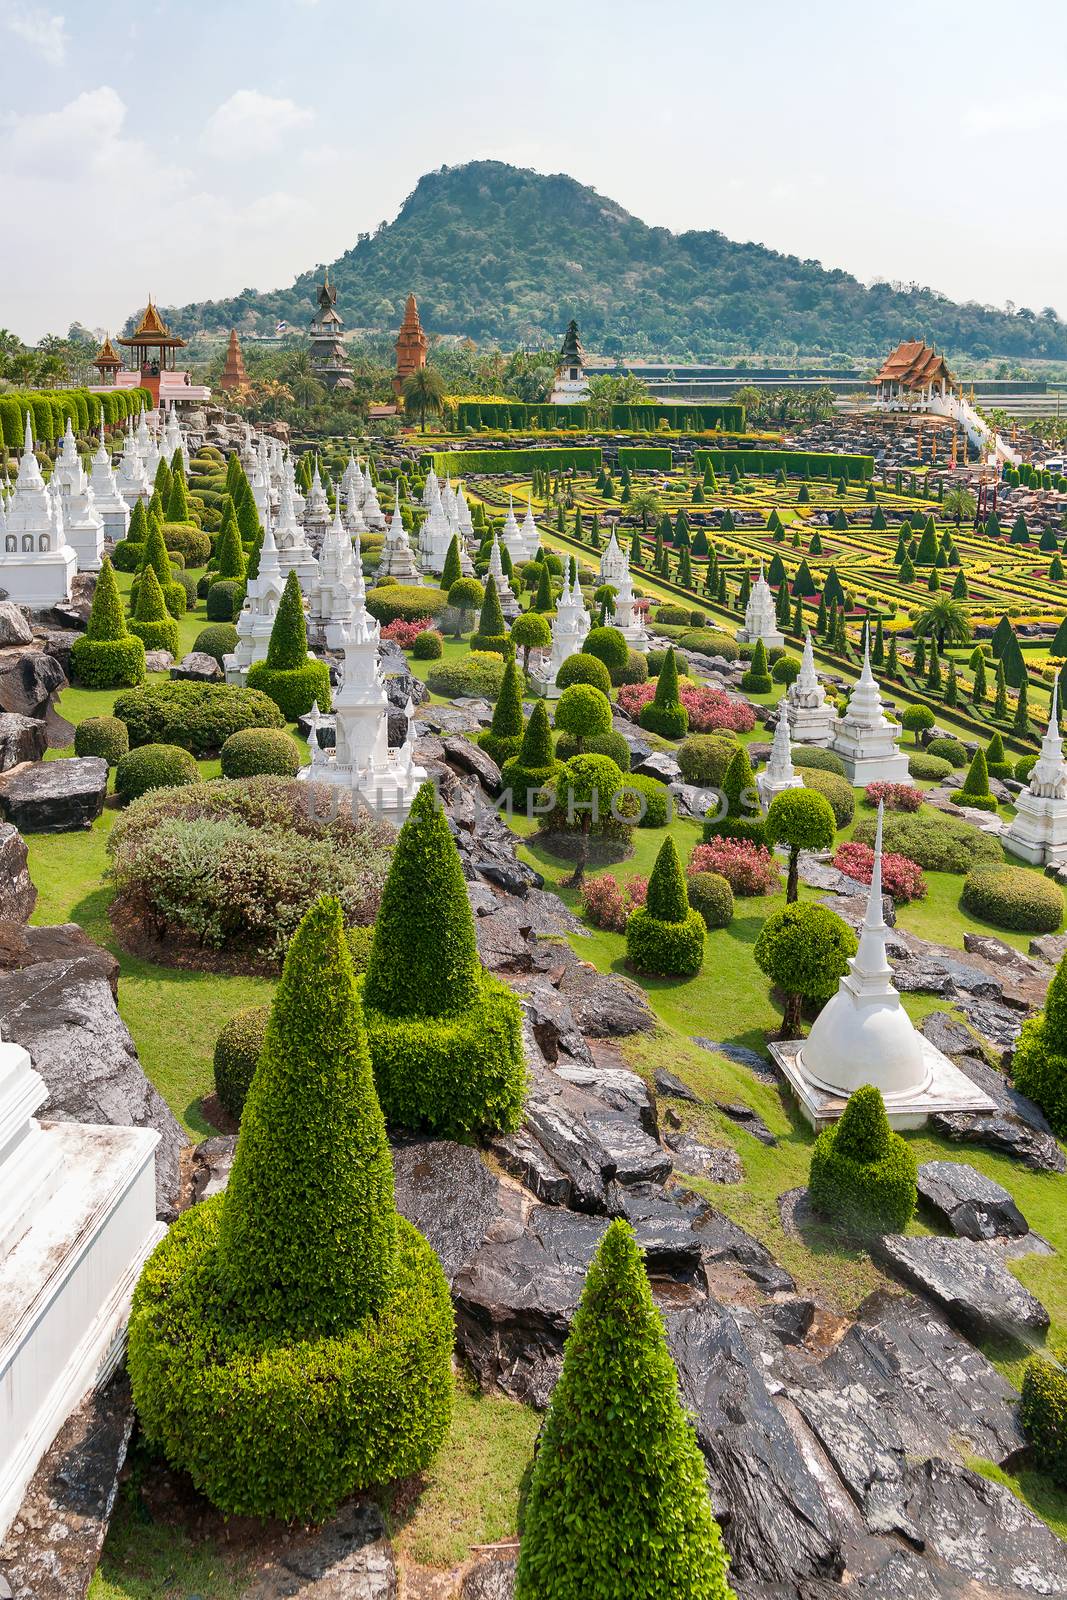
[580,873,648,932]
[381,617,434,648]
[688,838,781,897]
[864,781,922,813]
[833,840,927,902]
[617,680,756,734]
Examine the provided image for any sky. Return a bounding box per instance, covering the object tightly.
[2,0,1066,344]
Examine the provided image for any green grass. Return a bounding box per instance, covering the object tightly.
[89,1482,251,1600]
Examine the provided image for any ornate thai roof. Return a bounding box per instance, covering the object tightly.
[93,334,121,369]
[118,297,186,349]
[558,319,585,367]
[873,340,952,389]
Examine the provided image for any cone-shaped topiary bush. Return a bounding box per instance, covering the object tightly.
[70,557,147,688]
[440,534,462,591]
[502,699,561,809]
[165,471,190,525]
[639,647,688,739]
[954,746,998,813]
[360,784,526,1135]
[129,564,180,656]
[741,637,773,693]
[471,573,509,654]
[129,895,454,1520]
[248,569,331,720]
[985,730,1011,779]
[213,504,246,581]
[139,516,187,618]
[702,744,765,847]
[515,1219,733,1600]
[478,656,525,766]
[808,1083,917,1234]
[626,836,706,977]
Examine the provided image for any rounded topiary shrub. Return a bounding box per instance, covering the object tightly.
[646,649,689,679]
[111,538,145,573]
[426,652,511,699]
[554,728,632,772]
[113,682,285,756]
[614,650,649,686]
[366,585,446,626]
[360,784,527,1137]
[626,837,705,978]
[801,768,856,827]
[1021,1355,1067,1486]
[163,523,211,568]
[961,863,1063,933]
[555,652,613,696]
[653,604,691,626]
[193,624,239,667]
[791,746,847,776]
[617,772,669,828]
[206,579,243,622]
[687,870,734,930]
[583,626,629,675]
[772,655,801,684]
[213,1004,269,1119]
[908,751,953,782]
[678,732,738,788]
[678,629,739,661]
[926,736,968,768]
[220,728,302,779]
[128,897,454,1521]
[851,808,1002,874]
[412,629,443,660]
[115,742,200,804]
[808,1084,917,1235]
[74,714,129,766]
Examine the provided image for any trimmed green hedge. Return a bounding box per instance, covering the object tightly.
[113,682,285,755]
[74,715,129,765]
[365,585,446,625]
[618,447,672,471]
[247,659,332,722]
[429,448,602,476]
[961,863,1063,933]
[809,1084,917,1234]
[801,768,855,828]
[447,401,743,432]
[193,624,239,666]
[852,808,1002,874]
[687,870,734,929]
[694,448,873,481]
[791,746,846,776]
[0,384,150,447]
[220,728,302,779]
[425,652,513,699]
[69,635,146,690]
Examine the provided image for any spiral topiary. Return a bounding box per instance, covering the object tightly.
[808,1084,917,1235]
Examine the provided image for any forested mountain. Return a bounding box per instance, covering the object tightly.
[159,161,1065,361]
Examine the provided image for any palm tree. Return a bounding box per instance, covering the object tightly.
[942,486,976,526]
[913,597,972,651]
[255,379,292,420]
[402,367,446,432]
[628,486,662,527]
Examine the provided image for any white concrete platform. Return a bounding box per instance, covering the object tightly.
[769,1036,996,1132]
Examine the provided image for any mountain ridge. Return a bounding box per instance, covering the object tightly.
[157,160,1065,361]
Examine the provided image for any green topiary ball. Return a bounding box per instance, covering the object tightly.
[213,1004,269,1119]
[677,733,739,787]
[74,715,129,766]
[555,652,613,696]
[583,625,629,675]
[220,728,302,779]
[193,624,239,666]
[1021,1354,1067,1486]
[926,736,968,768]
[115,742,199,803]
[961,863,1063,933]
[908,752,953,782]
[206,579,243,622]
[808,1084,917,1235]
[614,650,649,686]
[801,768,855,828]
[412,629,444,660]
[687,870,734,929]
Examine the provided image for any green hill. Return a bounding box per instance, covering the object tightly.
[158,161,1065,361]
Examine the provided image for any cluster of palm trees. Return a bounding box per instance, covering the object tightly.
[0,329,96,389]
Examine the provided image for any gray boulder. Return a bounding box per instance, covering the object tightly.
[443,735,502,795]
[142,649,175,674]
[0,711,48,771]
[243,1501,395,1600]
[0,822,36,921]
[666,1130,744,1183]
[391,1139,509,1284]
[0,601,33,646]
[874,1234,1049,1342]
[170,651,222,681]
[917,1160,1029,1240]
[633,750,681,785]
[0,756,107,832]
[40,628,81,676]
[0,646,66,720]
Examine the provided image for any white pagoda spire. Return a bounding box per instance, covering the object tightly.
[758,700,804,806]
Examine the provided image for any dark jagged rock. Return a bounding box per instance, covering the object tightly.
[461,1555,517,1599]
[932,1107,1066,1174]
[759,1297,816,1345]
[392,1139,508,1284]
[963,932,1044,975]
[0,756,107,832]
[604,1180,711,1274]
[487,1123,572,1206]
[917,1160,1029,1240]
[552,944,654,1035]
[1030,932,1067,967]
[695,1209,795,1293]
[666,1297,842,1587]
[654,1066,701,1103]
[0,601,33,646]
[0,955,184,1219]
[954,995,1025,1052]
[897,1457,1067,1595]
[0,920,118,992]
[453,1205,610,1408]
[442,735,502,795]
[0,1370,134,1600]
[189,1133,236,1203]
[715,1099,777,1146]
[0,823,35,922]
[553,1058,656,1132]
[874,1234,1049,1342]
[51,573,96,631]
[39,628,80,676]
[521,979,592,1067]
[243,1500,396,1599]
[170,650,222,681]
[0,712,47,772]
[475,901,540,971]
[692,1036,779,1085]
[920,1010,979,1057]
[632,750,681,784]
[666,1130,744,1184]
[0,646,66,720]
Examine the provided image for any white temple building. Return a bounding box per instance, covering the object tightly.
[298,555,425,827]
[610,563,649,654]
[0,1025,163,1539]
[830,626,910,784]
[758,701,804,807]
[736,564,784,649]
[786,633,834,747]
[51,419,104,572]
[1003,683,1067,867]
[536,567,590,697]
[224,519,286,681]
[88,407,131,541]
[114,417,150,507]
[487,533,520,621]
[770,804,996,1131]
[273,477,320,593]
[361,478,386,532]
[309,498,357,650]
[0,417,77,606]
[376,488,421,586]
[302,462,331,544]
[499,495,539,567]
[599,528,629,588]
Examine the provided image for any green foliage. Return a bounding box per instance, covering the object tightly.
[627,837,705,976]
[908,751,953,781]
[555,683,613,748]
[619,771,670,827]
[70,558,147,689]
[1020,1356,1067,1487]
[510,609,551,666]
[412,629,444,660]
[791,746,846,775]
[130,565,180,656]
[800,768,855,828]
[900,703,935,741]
[754,901,856,1032]
[477,574,506,638]
[192,623,239,666]
[206,579,243,622]
[766,787,837,901]
[426,651,513,699]
[113,681,284,755]
[366,585,447,625]
[479,658,526,765]
[926,736,967,767]
[960,746,992,799]
[84,557,126,641]
[639,647,688,739]
[584,625,629,673]
[502,700,560,807]
[213,506,246,580]
[164,522,211,568]
[740,637,772,693]
[515,1219,732,1600]
[1014,956,1067,1135]
[703,745,765,846]
[687,870,734,929]
[73,715,129,765]
[213,1004,269,1120]
[220,728,302,779]
[264,570,308,671]
[556,652,613,695]
[165,472,191,524]
[809,1085,918,1235]
[678,732,739,787]
[961,863,1063,933]
[852,808,1002,874]
[115,742,200,804]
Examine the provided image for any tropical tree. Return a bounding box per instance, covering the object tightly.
[912,597,972,650]
[402,368,447,431]
[943,486,976,526]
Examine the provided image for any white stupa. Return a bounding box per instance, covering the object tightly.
[344,480,368,536]
[599,527,629,587]
[786,632,834,747]
[310,497,357,649]
[298,556,426,827]
[417,490,453,576]
[455,482,476,544]
[51,418,104,572]
[341,451,364,502]
[736,564,784,649]
[758,700,804,807]
[0,1025,163,1538]
[1003,682,1067,866]
[610,563,649,654]
[114,417,150,506]
[487,533,520,621]
[422,465,440,508]
[538,567,590,697]
[830,625,910,784]
[302,460,331,543]
[376,487,421,586]
[0,416,77,606]
[88,406,131,540]
[499,495,528,566]
[162,406,185,471]
[273,475,320,593]
[770,803,996,1130]
[361,477,386,532]
[223,517,287,681]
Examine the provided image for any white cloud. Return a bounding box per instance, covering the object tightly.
[964,92,1067,134]
[203,89,314,159]
[1,1,68,64]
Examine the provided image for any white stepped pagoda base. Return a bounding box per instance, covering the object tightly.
[65,523,104,573]
[786,704,835,747]
[1002,798,1067,868]
[0,551,77,609]
[831,742,911,786]
[0,1119,163,1540]
[768,1036,995,1133]
[298,755,424,829]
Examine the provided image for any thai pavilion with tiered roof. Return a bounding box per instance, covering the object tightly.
[91,335,122,387]
[309,270,353,391]
[872,341,954,408]
[550,319,590,403]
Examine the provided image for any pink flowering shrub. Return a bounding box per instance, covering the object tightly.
[864,781,922,813]
[580,873,648,932]
[381,617,434,648]
[833,840,927,902]
[688,838,781,897]
[617,681,756,734]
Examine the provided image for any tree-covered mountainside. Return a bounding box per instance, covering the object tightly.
[159,161,1066,361]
